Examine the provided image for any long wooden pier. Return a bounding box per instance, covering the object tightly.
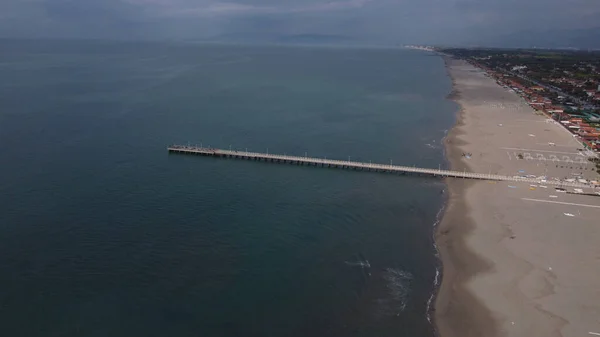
[168,145,591,188]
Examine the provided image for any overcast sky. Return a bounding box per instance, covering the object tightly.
[2,0,600,46]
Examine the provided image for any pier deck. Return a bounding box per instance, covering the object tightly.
[168,145,591,188]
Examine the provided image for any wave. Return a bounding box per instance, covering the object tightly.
[427,196,447,325]
[345,253,371,269]
[344,260,371,268]
[375,267,413,317]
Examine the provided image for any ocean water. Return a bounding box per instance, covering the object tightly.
[0,40,456,337]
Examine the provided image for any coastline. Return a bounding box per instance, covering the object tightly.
[434,55,600,337]
[434,56,498,336]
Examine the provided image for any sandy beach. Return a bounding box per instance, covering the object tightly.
[435,57,600,337]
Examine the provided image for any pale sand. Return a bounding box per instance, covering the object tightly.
[435,57,600,337]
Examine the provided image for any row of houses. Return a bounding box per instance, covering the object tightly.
[477,65,600,152]
[541,110,599,152]
[557,116,600,151]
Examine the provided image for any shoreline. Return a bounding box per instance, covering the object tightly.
[425,62,456,333]
[433,54,600,337]
[433,55,497,336]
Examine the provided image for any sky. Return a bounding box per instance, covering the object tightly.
[1,0,600,46]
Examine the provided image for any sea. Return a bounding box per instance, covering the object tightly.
[0,39,457,337]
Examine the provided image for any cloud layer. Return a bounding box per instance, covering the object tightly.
[1,0,599,46]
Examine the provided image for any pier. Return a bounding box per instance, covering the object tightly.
[168,145,591,188]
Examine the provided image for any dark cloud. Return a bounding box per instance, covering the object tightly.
[1,0,599,47]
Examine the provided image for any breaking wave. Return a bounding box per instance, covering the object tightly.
[374,268,413,318]
[345,260,371,268]
[345,253,371,269]
[427,198,447,324]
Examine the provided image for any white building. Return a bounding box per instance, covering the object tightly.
[512,65,527,71]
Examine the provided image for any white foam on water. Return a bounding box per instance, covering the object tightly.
[345,260,371,268]
[428,201,446,324]
[381,267,413,314]
[426,268,441,324]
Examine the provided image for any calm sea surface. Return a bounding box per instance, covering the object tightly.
[0,40,456,336]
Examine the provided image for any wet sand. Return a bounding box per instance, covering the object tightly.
[435,57,600,337]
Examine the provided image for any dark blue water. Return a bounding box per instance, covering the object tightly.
[0,40,456,336]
